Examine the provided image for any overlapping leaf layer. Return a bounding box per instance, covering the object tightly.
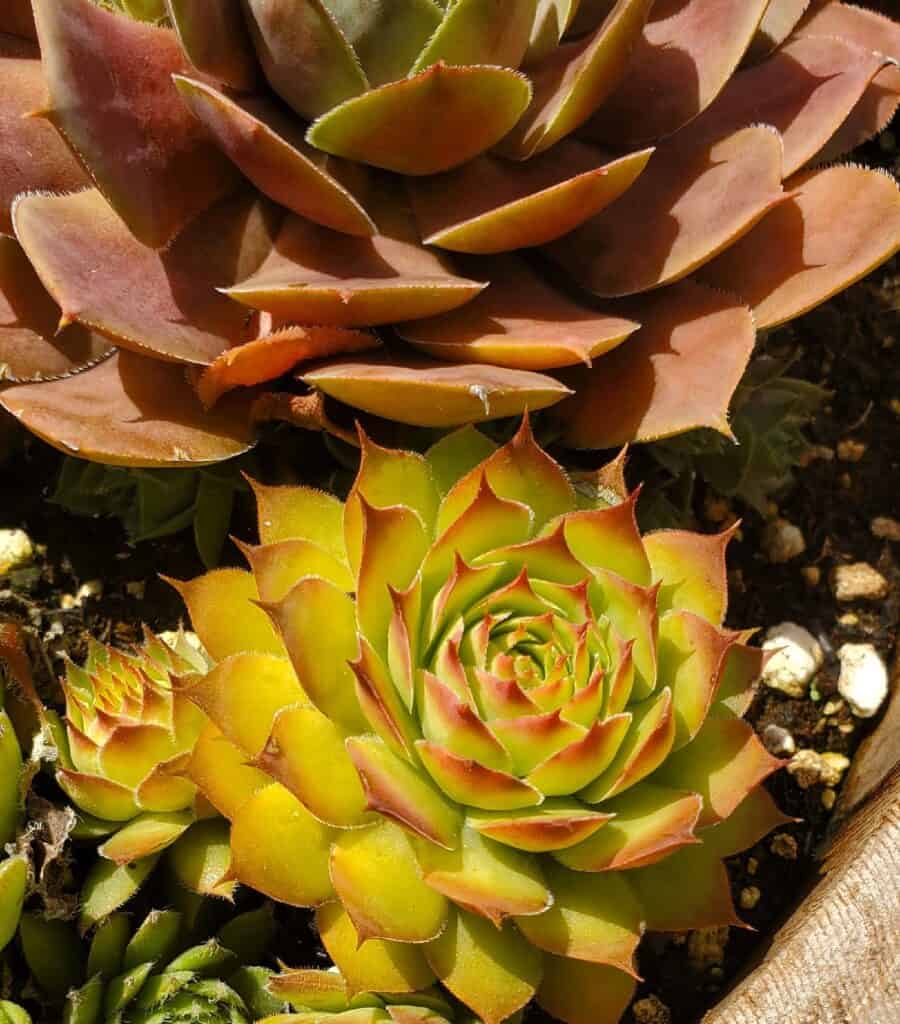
[0,0,897,464]
[173,424,790,1024]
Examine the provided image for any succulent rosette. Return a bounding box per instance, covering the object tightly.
[172,422,790,1024]
[0,1,898,465]
[55,631,210,870]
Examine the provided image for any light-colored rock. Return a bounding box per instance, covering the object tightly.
[76,580,103,603]
[0,528,34,575]
[740,886,761,910]
[633,995,671,1024]
[831,562,889,602]
[837,643,889,718]
[688,927,730,970]
[788,749,844,788]
[770,832,799,860]
[762,723,796,757]
[821,788,836,811]
[762,519,806,564]
[761,622,824,698]
[837,439,866,462]
[800,566,821,588]
[871,516,900,542]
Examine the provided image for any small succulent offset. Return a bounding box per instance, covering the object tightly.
[173,422,789,1024]
[0,0,899,466]
[58,906,284,1023]
[52,631,212,914]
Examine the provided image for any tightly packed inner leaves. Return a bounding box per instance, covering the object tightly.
[0,0,898,465]
[162,423,790,1024]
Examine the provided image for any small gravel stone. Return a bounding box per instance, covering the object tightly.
[871,516,900,542]
[762,723,796,757]
[0,528,34,575]
[125,581,146,599]
[800,566,821,588]
[59,594,78,611]
[632,995,671,1024]
[739,886,761,910]
[687,927,729,970]
[838,611,860,627]
[761,622,824,697]
[747,857,759,876]
[822,699,844,716]
[76,580,103,603]
[770,833,799,860]
[762,518,806,564]
[837,439,866,462]
[837,643,889,718]
[831,562,889,602]
[821,789,837,811]
[787,749,846,788]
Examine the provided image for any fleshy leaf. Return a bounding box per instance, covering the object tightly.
[629,843,742,930]
[0,233,111,383]
[409,141,651,255]
[653,718,782,826]
[516,862,641,972]
[554,782,702,871]
[426,910,543,1024]
[188,725,271,820]
[658,610,734,749]
[746,0,811,60]
[437,415,576,536]
[548,124,785,297]
[249,477,347,554]
[239,538,354,602]
[317,903,436,996]
[580,689,675,802]
[166,819,235,899]
[527,716,632,797]
[331,821,449,943]
[31,0,238,248]
[0,349,256,468]
[98,810,193,865]
[700,785,794,859]
[794,0,900,161]
[0,1,36,39]
[698,165,900,330]
[80,857,159,931]
[12,189,275,365]
[416,827,552,923]
[398,255,639,370]
[502,0,655,157]
[697,35,889,177]
[583,0,771,145]
[258,705,372,828]
[0,35,88,235]
[241,0,367,121]
[307,63,533,176]
[57,770,138,822]
[264,577,368,733]
[196,327,380,407]
[644,525,734,627]
[166,0,259,90]
[411,0,536,72]
[179,652,304,758]
[469,802,612,853]
[230,783,335,906]
[173,77,376,236]
[537,956,635,1024]
[303,355,572,428]
[558,281,755,447]
[224,211,486,327]
[416,741,543,811]
[563,492,651,586]
[166,568,282,661]
[346,735,463,850]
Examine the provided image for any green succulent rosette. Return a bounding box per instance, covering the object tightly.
[61,906,284,1024]
[55,632,211,887]
[173,421,789,1024]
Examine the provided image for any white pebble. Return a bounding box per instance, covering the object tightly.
[762,518,806,564]
[0,528,34,575]
[761,622,824,698]
[837,643,889,718]
[831,562,889,602]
